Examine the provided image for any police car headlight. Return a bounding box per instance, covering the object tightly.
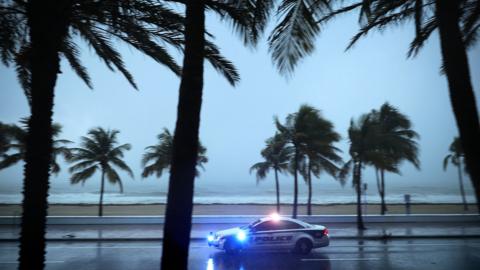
[236,230,247,242]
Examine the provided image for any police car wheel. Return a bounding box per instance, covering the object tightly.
[224,240,240,255]
[294,239,312,254]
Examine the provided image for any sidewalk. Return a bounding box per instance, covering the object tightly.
[1,222,480,241]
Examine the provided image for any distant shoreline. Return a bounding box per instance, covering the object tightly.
[0,203,476,216]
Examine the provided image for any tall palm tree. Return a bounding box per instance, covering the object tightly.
[250,133,291,213]
[340,114,381,230]
[68,127,133,217]
[300,113,342,216]
[0,1,241,268]
[267,0,480,212]
[275,104,324,218]
[0,119,72,174]
[0,1,182,268]
[160,2,273,269]
[142,128,208,178]
[370,103,420,215]
[444,137,469,211]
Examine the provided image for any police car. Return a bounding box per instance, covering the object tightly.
[207,214,329,254]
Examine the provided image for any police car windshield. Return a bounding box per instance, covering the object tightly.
[240,219,262,230]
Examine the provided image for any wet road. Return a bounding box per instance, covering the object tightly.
[1,238,479,270]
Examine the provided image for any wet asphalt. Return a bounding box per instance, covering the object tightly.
[0,238,479,270]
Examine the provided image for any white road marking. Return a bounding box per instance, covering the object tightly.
[302,258,380,262]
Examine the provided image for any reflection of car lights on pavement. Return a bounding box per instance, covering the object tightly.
[206,258,214,270]
[236,230,246,241]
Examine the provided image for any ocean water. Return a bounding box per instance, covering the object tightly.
[0,183,475,205]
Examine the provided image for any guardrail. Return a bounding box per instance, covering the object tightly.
[0,214,478,225]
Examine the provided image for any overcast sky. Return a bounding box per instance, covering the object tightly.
[1,10,479,197]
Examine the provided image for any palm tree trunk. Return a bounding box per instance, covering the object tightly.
[19,1,70,269]
[355,161,365,230]
[380,169,387,215]
[161,2,205,269]
[274,168,280,213]
[307,162,312,216]
[99,171,105,217]
[457,162,468,211]
[436,0,480,213]
[292,148,299,218]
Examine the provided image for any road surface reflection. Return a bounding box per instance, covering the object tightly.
[207,251,331,270]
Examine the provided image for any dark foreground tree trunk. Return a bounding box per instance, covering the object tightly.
[292,148,299,218]
[99,171,105,217]
[274,169,280,213]
[355,162,365,230]
[436,0,480,213]
[161,2,205,269]
[380,169,387,215]
[18,1,70,269]
[458,162,468,211]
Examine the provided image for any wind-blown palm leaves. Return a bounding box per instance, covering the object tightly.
[142,128,208,179]
[444,137,469,211]
[0,119,72,174]
[0,1,244,268]
[160,1,274,268]
[299,111,342,216]
[250,133,291,213]
[275,104,331,218]
[267,0,480,212]
[369,103,420,215]
[68,127,133,217]
[340,114,380,230]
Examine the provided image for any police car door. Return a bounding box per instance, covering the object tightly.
[270,220,303,249]
[249,221,277,250]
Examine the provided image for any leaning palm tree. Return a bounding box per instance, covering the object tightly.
[142,128,208,179]
[68,127,133,217]
[267,0,480,212]
[301,113,342,216]
[444,137,469,211]
[0,119,72,174]
[340,114,381,230]
[160,2,274,269]
[370,103,420,215]
[250,133,291,213]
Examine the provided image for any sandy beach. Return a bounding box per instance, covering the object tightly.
[0,203,476,216]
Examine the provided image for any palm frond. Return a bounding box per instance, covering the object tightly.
[268,0,329,75]
[204,39,240,86]
[71,165,98,185]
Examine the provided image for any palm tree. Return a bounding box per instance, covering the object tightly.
[68,127,133,217]
[142,128,208,179]
[160,2,273,269]
[340,114,381,230]
[0,119,72,174]
[444,137,469,211]
[300,113,342,216]
[0,1,241,268]
[275,105,324,218]
[267,0,480,212]
[370,103,420,215]
[250,133,291,213]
